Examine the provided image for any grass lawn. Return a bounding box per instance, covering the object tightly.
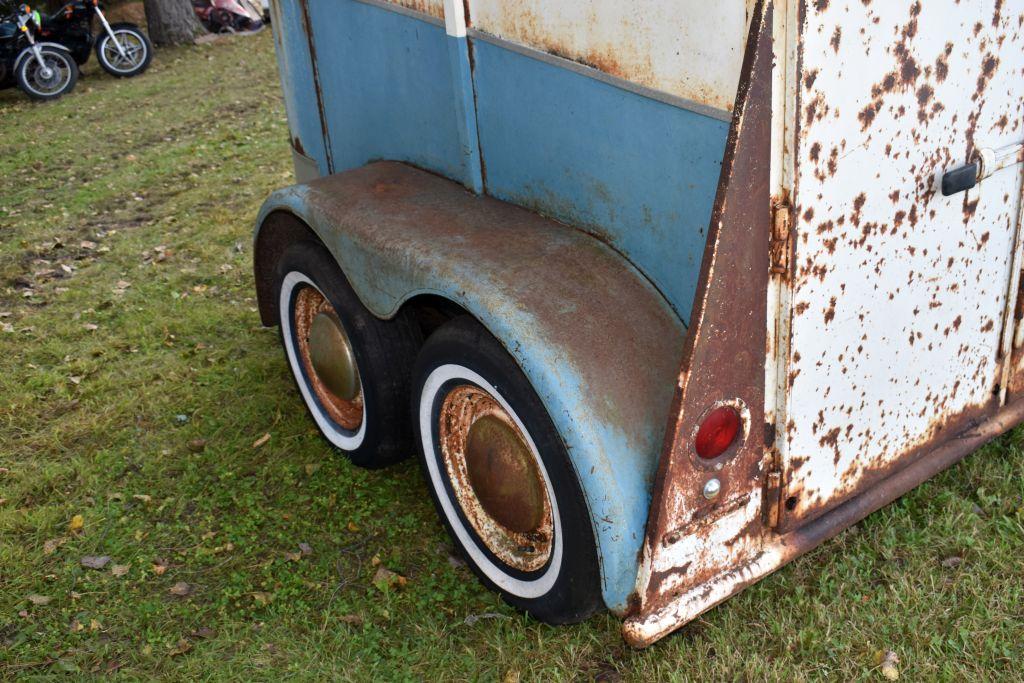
[1,29,1022,681]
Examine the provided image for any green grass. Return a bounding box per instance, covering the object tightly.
[1,30,1022,681]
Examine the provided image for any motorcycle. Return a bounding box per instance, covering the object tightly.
[0,4,77,100]
[37,0,151,78]
[192,0,263,34]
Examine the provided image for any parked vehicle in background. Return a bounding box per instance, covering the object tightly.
[0,3,77,100]
[37,0,151,78]
[192,0,262,33]
[256,0,1024,647]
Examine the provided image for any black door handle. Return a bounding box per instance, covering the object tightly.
[941,162,978,196]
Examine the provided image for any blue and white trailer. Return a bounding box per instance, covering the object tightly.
[253,0,1024,646]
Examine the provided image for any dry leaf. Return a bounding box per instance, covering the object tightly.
[132,494,152,504]
[169,582,192,597]
[80,240,97,250]
[68,514,84,533]
[878,650,900,681]
[187,439,207,453]
[89,619,102,632]
[372,566,408,592]
[152,561,168,576]
[940,556,963,569]
[81,555,111,570]
[43,537,65,555]
[69,618,84,633]
[111,564,130,577]
[304,463,321,475]
[502,671,521,683]
[347,522,359,532]
[298,542,313,556]
[27,594,51,606]
[339,614,363,626]
[192,626,217,639]
[168,639,192,656]
[252,433,271,448]
[83,323,98,331]
[284,551,302,562]
[251,591,273,606]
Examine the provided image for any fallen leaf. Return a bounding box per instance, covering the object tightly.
[187,438,207,453]
[304,462,321,475]
[339,614,363,626]
[68,514,84,533]
[251,591,273,606]
[152,561,168,576]
[252,433,271,448]
[191,626,217,639]
[27,594,51,606]
[298,542,313,556]
[168,639,192,656]
[502,671,521,683]
[284,551,302,562]
[132,494,152,504]
[169,581,192,597]
[878,650,900,681]
[111,564,130,577]
[347,521,359,532]
[43,537,66,555]
[83,323,98,331]
[89,619,102,632]
[940,556,963,569]
[69,618,84,633]
[80,240,97,250]
[372,566,408,592]
[81,555,111,570]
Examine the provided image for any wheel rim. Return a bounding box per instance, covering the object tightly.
[292,285,363,431]
[438,384,554,572]
[22,52,72,96]
[102,31,146,73]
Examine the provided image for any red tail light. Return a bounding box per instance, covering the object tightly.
[694,406,741,459]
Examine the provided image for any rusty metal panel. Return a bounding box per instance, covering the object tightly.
[623,0,775,646]
[465,0,757,112]
[777,0,1024,528]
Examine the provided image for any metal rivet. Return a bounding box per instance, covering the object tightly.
[703,478,722,500]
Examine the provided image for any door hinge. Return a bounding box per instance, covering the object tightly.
[762,465,782,528]
[770,196,792,277]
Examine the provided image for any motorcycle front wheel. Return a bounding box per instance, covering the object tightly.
[16,46,78,101]
[96,24,152,78]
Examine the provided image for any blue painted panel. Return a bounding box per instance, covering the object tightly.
[303,0,478,187]
[270,0,329,174]
[471,40,730,322]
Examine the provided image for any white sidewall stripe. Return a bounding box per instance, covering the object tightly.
[280,271,367,451]
[419,364,563,598]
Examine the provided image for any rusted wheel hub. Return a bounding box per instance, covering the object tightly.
[439,385,553,572]
[293,286,363,431]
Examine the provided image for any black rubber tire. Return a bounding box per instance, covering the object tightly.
[274,240,421,469]
[15,46,78,101]
[411,316,602,623]
[95,23,153,78]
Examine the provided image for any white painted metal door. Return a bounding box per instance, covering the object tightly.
[777,0,1024,528]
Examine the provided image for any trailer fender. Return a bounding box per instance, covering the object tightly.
[254,162,686,612]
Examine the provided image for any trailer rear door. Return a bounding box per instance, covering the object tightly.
[774,0,1024,529]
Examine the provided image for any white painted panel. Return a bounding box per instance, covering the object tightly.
[781,0,1024,524]
[384,0,443,19]
[466,0,757,112]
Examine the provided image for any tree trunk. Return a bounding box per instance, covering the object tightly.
[142,0,206,46]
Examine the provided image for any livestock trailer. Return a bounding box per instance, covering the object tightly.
[253,0,1024,646]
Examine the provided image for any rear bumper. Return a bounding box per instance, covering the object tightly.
[622,395,1024,647]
